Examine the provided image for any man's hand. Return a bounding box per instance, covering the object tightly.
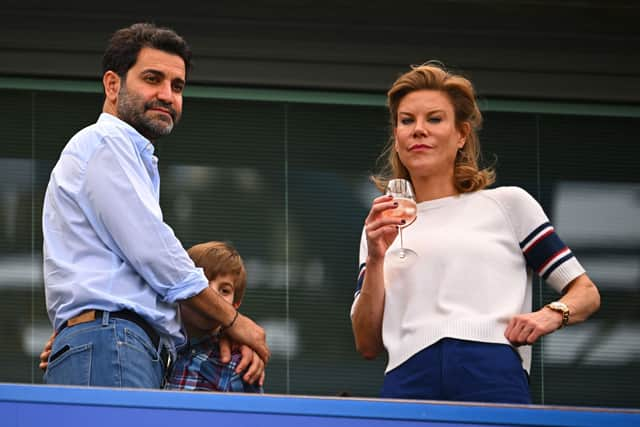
[184,288,271,367]
[39,331,56,371]
[224,313,270,364]
[504,307,563,346]
[219,337,266,386]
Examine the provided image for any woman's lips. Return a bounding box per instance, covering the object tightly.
[409,143,432,151]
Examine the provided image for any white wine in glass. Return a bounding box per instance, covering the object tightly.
[383,179,418,261]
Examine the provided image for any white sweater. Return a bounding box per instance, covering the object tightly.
[352,186,585,373]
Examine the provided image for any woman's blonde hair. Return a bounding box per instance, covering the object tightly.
[372,62,495,193]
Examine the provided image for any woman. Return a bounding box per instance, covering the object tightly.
[350,62,600,404]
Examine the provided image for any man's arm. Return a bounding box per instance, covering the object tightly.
[183,288,270,363]
[85,138,269,361]
[85,140,207,302]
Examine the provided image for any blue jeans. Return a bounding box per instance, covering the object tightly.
[381,338,531,404]
[44,311,164,388]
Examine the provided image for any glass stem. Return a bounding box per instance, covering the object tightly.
[399,227,404,250]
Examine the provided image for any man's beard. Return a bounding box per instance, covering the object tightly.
[116,84,180,141]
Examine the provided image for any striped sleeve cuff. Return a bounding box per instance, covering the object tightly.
[354,263,366,298]
[520,222,584,291]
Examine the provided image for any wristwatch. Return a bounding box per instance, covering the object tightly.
[546,301,570,328]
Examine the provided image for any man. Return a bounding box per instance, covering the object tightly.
[42,22,269,388]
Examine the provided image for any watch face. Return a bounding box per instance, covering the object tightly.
[548,301,570,327]
[550,302,568,312]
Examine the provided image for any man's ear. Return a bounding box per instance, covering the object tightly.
[103,71,121,102]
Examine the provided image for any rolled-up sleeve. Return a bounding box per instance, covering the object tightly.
[84,136,208,303]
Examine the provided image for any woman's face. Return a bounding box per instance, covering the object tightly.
[394,89,467,180]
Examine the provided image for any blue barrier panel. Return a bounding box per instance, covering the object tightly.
[1,383,639,427]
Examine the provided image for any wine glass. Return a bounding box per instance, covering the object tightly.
[382,179,418,262]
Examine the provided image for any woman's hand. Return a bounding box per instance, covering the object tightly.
[504,274,600,346]
[39,331,56,371]
[504,309,563,346]
[364,195,404,262]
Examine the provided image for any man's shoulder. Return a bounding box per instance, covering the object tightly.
[57,119,103,159]
[67,119,100,141]
[63,114,140,160]
[66,115,114,145]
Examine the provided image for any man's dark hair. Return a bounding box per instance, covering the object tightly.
[101,22,192,78]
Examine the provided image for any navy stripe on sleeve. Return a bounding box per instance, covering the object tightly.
[541,253,574,280]
[520,223,575,278]
[355,263,366,297]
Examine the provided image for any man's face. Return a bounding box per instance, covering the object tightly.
[116,47,186,141]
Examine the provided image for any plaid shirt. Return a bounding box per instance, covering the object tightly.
[165,333,263,393]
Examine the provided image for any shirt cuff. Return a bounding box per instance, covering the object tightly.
[546,257,586,293]
[164,268,209,303]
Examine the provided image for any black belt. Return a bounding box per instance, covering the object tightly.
[59,309,160,349]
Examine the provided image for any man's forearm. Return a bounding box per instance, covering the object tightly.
[183,287,237,328]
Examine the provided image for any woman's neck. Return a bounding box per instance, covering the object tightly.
[411,173,458,202]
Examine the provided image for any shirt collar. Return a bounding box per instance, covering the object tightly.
[98,112,156,156]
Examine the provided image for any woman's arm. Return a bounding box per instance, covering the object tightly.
[351,195,403,359]
[556,273,601,324]
[352,257,386,359]
[505,273,601,346]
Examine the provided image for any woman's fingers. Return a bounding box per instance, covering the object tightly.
[364,195,405,259]
[366,201,403,230]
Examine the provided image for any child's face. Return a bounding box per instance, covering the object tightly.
[209,273,238,308]
[180,273,240,332]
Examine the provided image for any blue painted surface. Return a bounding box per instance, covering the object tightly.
[1,383,638,427]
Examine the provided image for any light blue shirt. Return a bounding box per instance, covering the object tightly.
[43,113,209,350]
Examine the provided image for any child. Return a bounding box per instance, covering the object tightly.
[165,241,263,393]
[39,240,263,392]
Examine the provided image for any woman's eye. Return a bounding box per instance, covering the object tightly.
[428,117,442,123]
[400,117,414,125]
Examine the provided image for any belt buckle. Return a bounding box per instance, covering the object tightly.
[160,346,172,372]
[160,346,173,388]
